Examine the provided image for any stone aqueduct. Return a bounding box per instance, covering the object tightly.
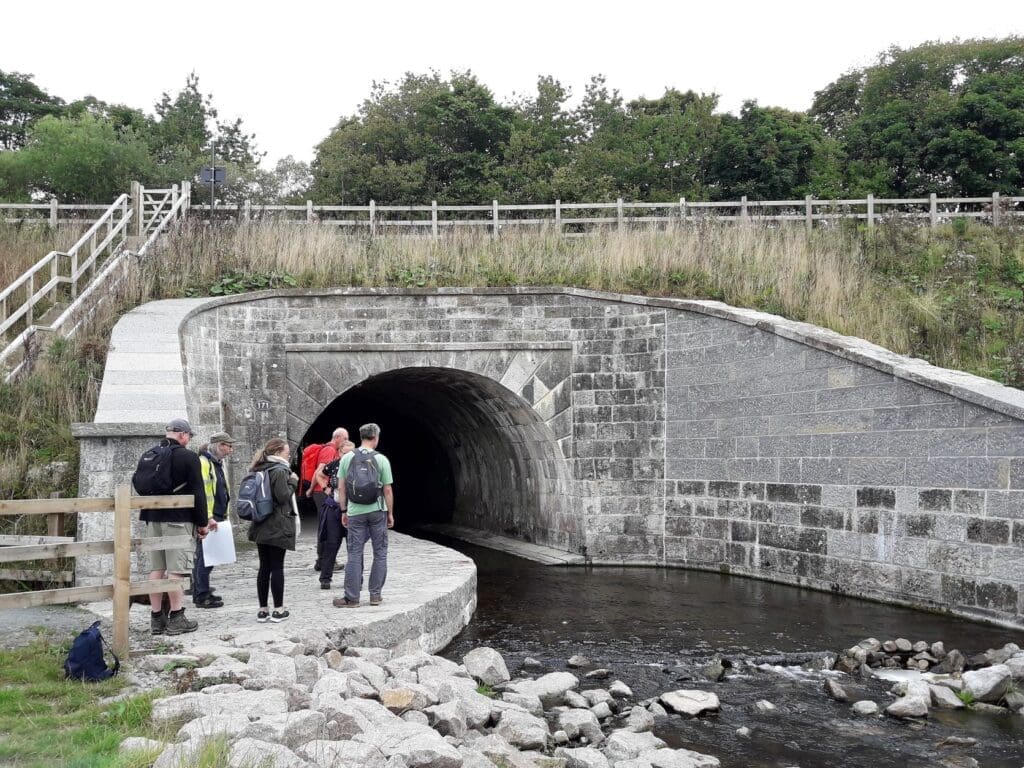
[74,288,1024,627]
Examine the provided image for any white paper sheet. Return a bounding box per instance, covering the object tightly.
[201,520,237,567]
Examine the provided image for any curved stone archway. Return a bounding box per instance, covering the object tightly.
[285,347,576,549]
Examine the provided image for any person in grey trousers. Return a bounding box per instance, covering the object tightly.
[332,423,394,608]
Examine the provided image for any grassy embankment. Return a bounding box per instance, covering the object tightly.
[1,218,1021,507]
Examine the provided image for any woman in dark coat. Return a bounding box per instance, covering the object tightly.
[247,437,298,622]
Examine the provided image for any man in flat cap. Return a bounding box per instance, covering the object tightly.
[191,431,236,608]
[132,417,208,635]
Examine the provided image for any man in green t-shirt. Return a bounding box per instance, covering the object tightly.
[332,422,394,608]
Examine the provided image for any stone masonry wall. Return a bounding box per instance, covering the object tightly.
[77,288,1024,625]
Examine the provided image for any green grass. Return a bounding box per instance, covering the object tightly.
[0,633,168,768]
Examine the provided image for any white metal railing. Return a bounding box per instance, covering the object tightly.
[189,192,1024,233]
[1,182,191,382]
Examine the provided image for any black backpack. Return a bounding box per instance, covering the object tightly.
[132,443,181,495]
[345,450,382,505]
[236,466,282,522]
[64,621,120,682]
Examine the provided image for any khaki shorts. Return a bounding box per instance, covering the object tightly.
[147,521,195,574]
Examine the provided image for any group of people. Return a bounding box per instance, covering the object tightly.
[136,418,394,635]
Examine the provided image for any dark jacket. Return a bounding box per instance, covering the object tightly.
[201,449,230,521]
[246,460,297,550]
[139,440,208,528]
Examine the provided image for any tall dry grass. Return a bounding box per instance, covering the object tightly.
[0,223,87,288]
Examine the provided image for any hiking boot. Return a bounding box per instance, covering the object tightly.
[194,595,224,608]
[150,611,167,635]
[320,581,331,590]
[165,609,198,635]
[333,562,344,572]
[332,597,359,608]
[369,595,383,606]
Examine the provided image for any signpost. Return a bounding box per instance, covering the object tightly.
[201,141,226,222]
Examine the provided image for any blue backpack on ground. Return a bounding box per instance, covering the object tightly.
[64,621,120,682]
[237,468,276,522]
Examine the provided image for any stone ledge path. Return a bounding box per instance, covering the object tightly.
[84,530,477,655]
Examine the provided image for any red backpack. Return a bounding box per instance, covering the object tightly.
[300,443,323,493]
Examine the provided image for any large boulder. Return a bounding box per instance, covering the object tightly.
[602,730,666,761]
[177,713,251,744]
[963,664,1012,703]
[495,708,550,750]
[557,746,610,768]
[118,737,165,756]
[240,710,327,749]
[463,647,511,686]
[381,682,438,713]
[298,740,386,768]
[823,679,848,702]
[451,689,494,729]
[227,738,305,768]
[511,672,580,708]
[929,685,965,710]
[1005,655,1024,680]
[626,705,655,733]
[151,689,288,725]
[354,721,463,768]
[659,690,720,717]
[885,696,928,719]
[246,649,297,684]
[335,656,389,693]
[425,699,468,737]
[558,708,604,744]
[501,691,544,717]
[650,749,721,768]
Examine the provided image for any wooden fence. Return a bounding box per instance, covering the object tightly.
[0,487,194,655]
[189,192,1024,233]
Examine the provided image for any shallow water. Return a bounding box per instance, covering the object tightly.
[429,535,1024,768]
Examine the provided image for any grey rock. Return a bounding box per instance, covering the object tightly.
[198,683,244,695]
[969,702,1009,714]
[585,669,611,680]
[458,746,500,768]
[247,649,297,684]
[354,721,463,767]
[647,701,668,717]
[337,656,389,692]
[135,654,200,673]
[403,710,430,726]
[582,689,613,707]
[650,749,721,768]
[938,736,977,747]
[885,696,929,719]
[591,701,613,720]
[345,646,392,664]
[852,700,879,716]
[895,638,913,652]
[626,705,655,732]
[963,664,1012,703]
[495,708,550,750]
[294,655,322,687]
[930,685,965,710]
[1004,655,1024,680]
[451,689,494,729]
[381,682,438,712]
[1004,690,1024,711]
[602,730,667,761]
[240,710,327,749]
[933,650,966,675]
[659,690,720,716]
[425,699,468,737]
[565,690,589,709]
[754,700,776,714]
[556,746,610,768]
[502,691,544,717]
[511,672,580,708]
[558,708,604,744]
[464,647,511,686]
[298,740,387,768]
[987,643,1020,665]
[609,680,633,699]
[228,738,305,768]
[194,655,250,682]
[823,679,849,702]
[931,642,947,660]
[912,641,930,653]
[857,638,881,653]
[292,628,332,657]
[523,657,543,670]
[882,640,899,653]
[151,689,288,725]
[153,743,201,768]
[936,678,964,692]
[177,713,251,744]
[118,737,165,755]
[568,655,591,668]
[736,727,751,738]
[554,730,570,745]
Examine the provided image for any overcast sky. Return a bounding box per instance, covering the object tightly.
[4,1,1022,167]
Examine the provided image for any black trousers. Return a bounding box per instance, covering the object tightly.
[314,491,345,580]
[256,543,286,608]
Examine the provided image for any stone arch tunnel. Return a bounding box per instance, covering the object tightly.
[75,287,1024,627]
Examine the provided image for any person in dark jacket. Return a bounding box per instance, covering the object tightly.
[247,437,298,622]
[191,432,236,608]
[139,417,209,636]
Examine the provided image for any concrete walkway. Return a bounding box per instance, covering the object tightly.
[84,528,477,656]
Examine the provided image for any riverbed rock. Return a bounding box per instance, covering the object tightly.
[583,688,613,708]
[1005,655,1024,680]
[241,710,327,749]
[852,700,879,716]
[648,748,721,768]
[932,649,966,675]
[885,696,929,719]
[501,691,544,717]
[299,740,386,768]
[660,690,720,717]
[754,700,776,714]
[882,640,898,653]
[591,701,613,720]
[929,685,965,710]
[403,710,430,726]
[609,680,633,700]
[648,701,668,717]
[495,708,550,750]
[425,699,468,737]
[194,655,250,682]
[702,657,726,682]
[381,683,437,713]
[246,649,297,684]
[151,689,288,725]
[963,664,1011,703]
[177,713,251,744]
[626,705,655,733]
[912,641,929,653]
[603,730,667,761]
[987,643,1020,665]
[354,721,463,767]
[464,647,511,686]
[858,638,881,653]
[568,655,591,668]
[930,642,946,660]
[556,746,610,768]
[559,708,604,743]
[895,638,912,652]
[824,679,849,702]
[1004,690,1024,713]
[511,672,580,708]
[118,737,165,755]
[450,689,494,729]
[586,669,611,680]
[228,738,304,768]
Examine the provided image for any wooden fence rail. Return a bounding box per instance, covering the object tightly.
[0,487,195,655]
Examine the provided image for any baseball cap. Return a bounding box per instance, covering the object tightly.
[166,418,194,435]
[209,431,236,445]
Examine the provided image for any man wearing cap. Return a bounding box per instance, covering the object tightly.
[191,432,236,609]
[139,418,209,635]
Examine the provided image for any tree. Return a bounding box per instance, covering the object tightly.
[0,70,65,150]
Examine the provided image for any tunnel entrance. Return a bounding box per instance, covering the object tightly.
[298,366,569,540]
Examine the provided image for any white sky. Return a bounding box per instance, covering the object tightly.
[3,1,1022,167]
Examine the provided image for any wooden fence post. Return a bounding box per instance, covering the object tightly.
[805,195,813,234]
[992,192,1001,226]
[112,484,132,657]
[866,194,875,230]
[431,201,438,239]
[49,198,59,228]
[617,198,624,231]
[369,200,376,236]
[929,193,938,228]
[46,492,63,538]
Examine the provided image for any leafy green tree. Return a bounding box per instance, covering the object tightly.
[0,70,65,150]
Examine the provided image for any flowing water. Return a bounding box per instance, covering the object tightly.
[428,535,1024,768]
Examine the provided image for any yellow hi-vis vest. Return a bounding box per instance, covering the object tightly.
[199,455,217,520]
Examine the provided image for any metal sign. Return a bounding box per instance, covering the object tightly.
[200,166,226,184]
